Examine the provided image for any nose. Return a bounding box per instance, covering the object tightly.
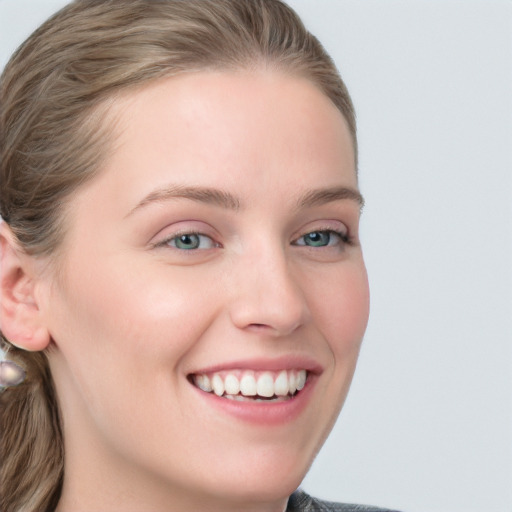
[227,245,310,337]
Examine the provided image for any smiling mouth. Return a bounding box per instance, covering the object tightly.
[190,369,308,402]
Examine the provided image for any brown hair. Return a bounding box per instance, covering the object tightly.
[0,1,356,510]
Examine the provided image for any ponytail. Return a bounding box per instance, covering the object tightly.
[0,340,63,512]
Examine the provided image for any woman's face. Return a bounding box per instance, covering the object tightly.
[42,71,369,510]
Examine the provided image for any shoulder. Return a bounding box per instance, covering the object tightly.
[287,489,402,512]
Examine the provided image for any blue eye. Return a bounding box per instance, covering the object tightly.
[166,233,217,250]
[295,230,347,248]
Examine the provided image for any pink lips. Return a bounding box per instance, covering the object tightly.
[189,355,323,376]
[188,356,322,426]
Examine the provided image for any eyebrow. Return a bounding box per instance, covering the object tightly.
[126,183,364,217]
[297,186,365,210]
[126,184,241,217]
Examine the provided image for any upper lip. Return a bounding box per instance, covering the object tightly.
[188,355,324,376]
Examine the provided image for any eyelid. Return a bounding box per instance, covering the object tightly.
[149,224,221,250]
[293,229,349,246]
[291,217,355,252]
[169,233,218,250]
[293,220,349,239]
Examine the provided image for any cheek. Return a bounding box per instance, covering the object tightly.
[47,258,221,437]
[58,255,213,340]
[47,255,221,404]
[296,261,369,458]
[309,260,370,355]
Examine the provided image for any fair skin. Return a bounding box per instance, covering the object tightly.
[0,70,369,512]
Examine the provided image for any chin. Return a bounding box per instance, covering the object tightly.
[196,444,316,505]
[208,473,304,508]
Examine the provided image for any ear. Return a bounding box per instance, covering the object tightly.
[0,222,51,351]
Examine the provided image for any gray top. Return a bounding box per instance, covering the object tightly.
[287,490,402,512]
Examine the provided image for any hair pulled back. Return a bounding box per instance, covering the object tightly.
[0,1,356,510]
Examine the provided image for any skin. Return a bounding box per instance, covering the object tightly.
[1,70,369,512]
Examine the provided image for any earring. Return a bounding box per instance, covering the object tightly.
[0,360,26,389]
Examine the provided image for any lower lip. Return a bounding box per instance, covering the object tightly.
[190,376,317,426]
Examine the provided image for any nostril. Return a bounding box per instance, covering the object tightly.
[246,323,280,334]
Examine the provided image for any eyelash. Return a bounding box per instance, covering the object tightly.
[153,228,352,251]
[293,229,352,248]
[153,230,219,251]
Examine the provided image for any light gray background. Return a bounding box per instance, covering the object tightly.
[1,1,511,512]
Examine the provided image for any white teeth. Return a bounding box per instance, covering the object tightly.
[274,370,289,396]
[224,374,240,395]
[193,369,308,399]
[195,374,212,392]
[289,373,297,394]
[240,372,257,396]
[256,372,274,398]
[211,374,224,396]
[296,370,306,391]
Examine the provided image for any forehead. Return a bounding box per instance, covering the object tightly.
[115,71,353,167]
[75,70,357,216]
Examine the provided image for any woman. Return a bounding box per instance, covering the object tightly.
[0,1,397,511]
